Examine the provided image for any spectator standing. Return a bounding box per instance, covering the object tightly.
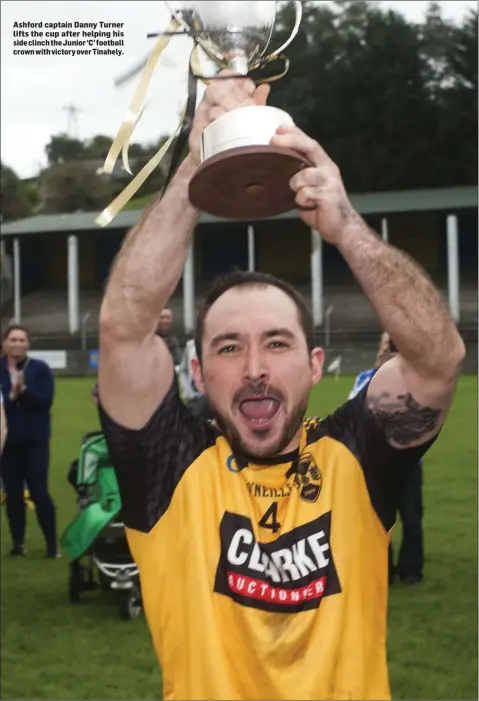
[1,388,6,453]
[0,326,58,557]
[91,382,99,407]
[0,389,5,504]
[348,333,392,399]
[177,339,214,420]
[155,308,182,366]
[349,332,424,585]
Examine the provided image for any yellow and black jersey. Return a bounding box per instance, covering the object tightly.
[99,380,434,701]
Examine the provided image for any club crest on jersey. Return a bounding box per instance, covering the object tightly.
[214,511,341,613]
[292,452,322,503]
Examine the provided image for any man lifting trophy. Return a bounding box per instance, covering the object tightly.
[98,1,466,698]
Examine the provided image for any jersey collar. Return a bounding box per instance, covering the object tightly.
[231,425,308,471]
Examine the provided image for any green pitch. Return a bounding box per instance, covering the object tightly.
[1,376,477,700]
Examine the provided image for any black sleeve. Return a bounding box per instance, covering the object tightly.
[98,377,217,533]
[316,387,437,531]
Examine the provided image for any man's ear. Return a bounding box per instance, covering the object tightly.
[191,357,204,393]
[311,347,324,386]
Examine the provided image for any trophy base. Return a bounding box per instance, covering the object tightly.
[189,145,306,220]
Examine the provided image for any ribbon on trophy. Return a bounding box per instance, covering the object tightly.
[95,17,182,227]
[95,18,295,228]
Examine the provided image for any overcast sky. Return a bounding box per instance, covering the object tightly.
[1,0,476,179]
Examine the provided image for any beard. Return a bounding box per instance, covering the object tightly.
[208,388,310,462]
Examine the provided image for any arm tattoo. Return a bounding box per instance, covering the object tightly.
[366,391,442,446]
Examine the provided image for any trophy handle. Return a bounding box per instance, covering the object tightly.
[268,1,303,59]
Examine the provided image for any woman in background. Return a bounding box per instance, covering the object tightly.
[1,389,7,454]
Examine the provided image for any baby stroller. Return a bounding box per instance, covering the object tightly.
[61,431,142,620]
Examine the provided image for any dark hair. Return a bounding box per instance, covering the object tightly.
[3,324,29,342]
[194,270,314,363]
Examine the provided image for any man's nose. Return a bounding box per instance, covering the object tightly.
[243,346,268,382]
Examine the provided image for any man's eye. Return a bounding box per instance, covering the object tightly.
[268,341,287,349]
[219,345,238,354]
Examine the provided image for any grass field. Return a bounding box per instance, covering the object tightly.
[1,376,477,700]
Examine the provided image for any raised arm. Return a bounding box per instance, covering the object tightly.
[271,124,465,449]
[98,155,200,429]
[98,73,270,430]
[335,222,464,448]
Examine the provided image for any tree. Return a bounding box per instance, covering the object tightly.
[269,0,477,191]
[448,8,478,92]
[83,135,117,161]
[36,130,174,211]
[100,136,170,201]
[273,1,432,190]
[1,163,32,221]
[435,8,478,185]
[419,2,457,96]
[38,161,113,214]
[45,134,86,165]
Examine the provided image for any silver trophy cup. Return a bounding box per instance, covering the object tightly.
[166,1,305,220]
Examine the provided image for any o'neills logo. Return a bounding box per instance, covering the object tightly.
[214,511,341,613]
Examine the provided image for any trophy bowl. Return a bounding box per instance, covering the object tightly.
[166,1,305,220]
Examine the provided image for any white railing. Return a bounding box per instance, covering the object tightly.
[81,312,91,351]
[325,305,334,347]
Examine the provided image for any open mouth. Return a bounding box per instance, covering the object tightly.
[239,397,282,428]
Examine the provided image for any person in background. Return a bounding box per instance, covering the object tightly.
[348,332,393,399]
[177,338,215,421]
[1,352,6,501]
[349,332,424,585]
[91,382,99,407]
[0,325,58,558]
[0,390,6,504]
[1,388,7,453]
[156,308,182,366]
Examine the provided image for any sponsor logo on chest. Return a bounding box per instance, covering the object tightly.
[214,511,341,613]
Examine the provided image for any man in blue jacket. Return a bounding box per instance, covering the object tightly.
[0,325,58,557]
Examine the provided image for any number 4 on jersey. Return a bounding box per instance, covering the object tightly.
[258,502,280,533]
